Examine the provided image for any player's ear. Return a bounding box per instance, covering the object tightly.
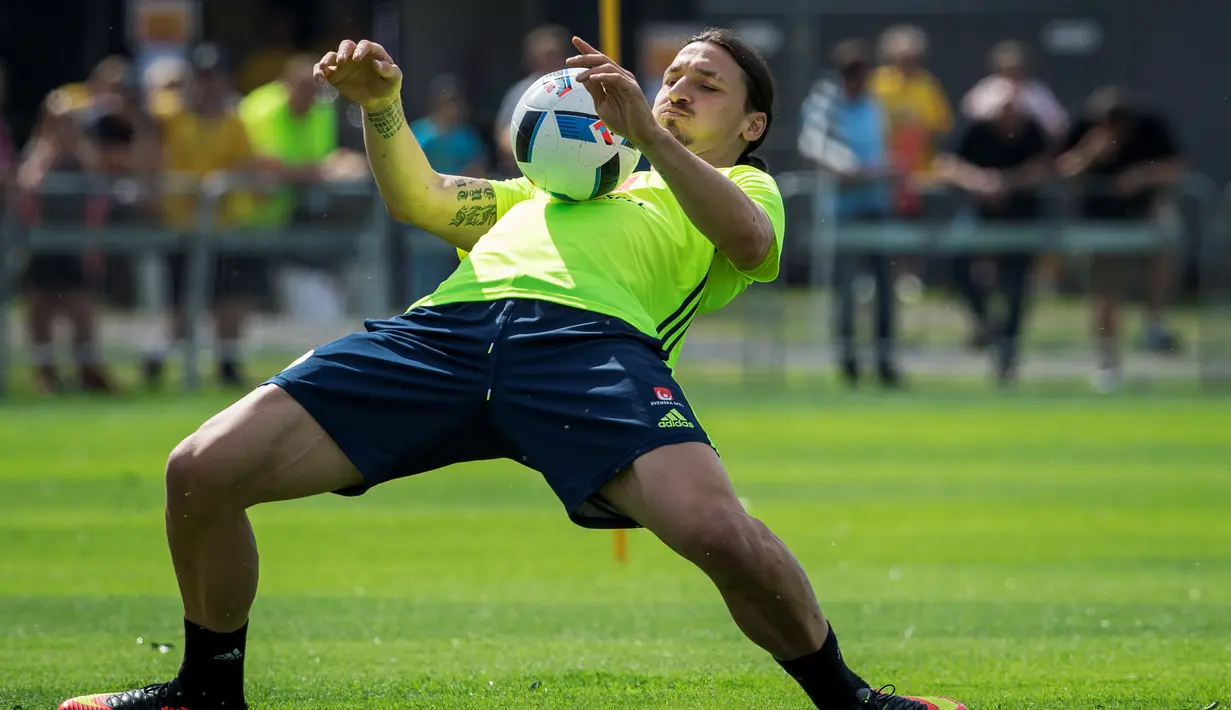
[741,111,767,143]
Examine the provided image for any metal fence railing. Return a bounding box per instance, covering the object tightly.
[0,172,387,397]
[686,172,1221,386]
[1,170,1224,396]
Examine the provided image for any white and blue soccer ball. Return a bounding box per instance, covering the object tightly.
[509,68,642,202]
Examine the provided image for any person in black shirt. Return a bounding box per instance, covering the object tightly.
[1058,87,1185,389]
[937,79,1051,385]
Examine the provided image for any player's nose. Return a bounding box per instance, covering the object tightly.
[666,87,691,106]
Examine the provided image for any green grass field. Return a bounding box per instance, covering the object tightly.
[2,378,1228,709]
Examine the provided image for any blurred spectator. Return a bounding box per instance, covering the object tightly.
[938,78,1051,386]
[811,39,901,388]
[493,24,571,175]
[1058,87,1186,390]
[239,54,345,225]
[76,66,162,309]
[15,94,114,394]
[236,10,298,95]
[962,41,1068,143]
[146,43,262,389]
[76,62,161,186]
[54,55,133,115]
[412,75,487,177]
[143,56,192,122]
[869,24,953,216]
[963,41,1069,297]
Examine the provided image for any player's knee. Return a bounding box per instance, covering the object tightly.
[671,503,764,576]
[165,433,242,518]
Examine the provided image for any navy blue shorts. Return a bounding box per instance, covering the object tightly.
[265,299,711,528]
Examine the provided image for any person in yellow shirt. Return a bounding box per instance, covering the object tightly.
[147,44,265,389]
[869,24,953,216]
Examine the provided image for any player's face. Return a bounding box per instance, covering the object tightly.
[653,43,765,159]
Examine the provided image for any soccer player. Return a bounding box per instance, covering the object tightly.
[60,30,964,710]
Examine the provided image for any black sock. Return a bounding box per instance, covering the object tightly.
[178,619,248,702]
[776,625,869,709]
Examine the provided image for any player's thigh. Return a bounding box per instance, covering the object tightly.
[600,442,754,565]
[167,384,364,509]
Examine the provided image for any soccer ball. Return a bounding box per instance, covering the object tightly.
[509,68,642,201]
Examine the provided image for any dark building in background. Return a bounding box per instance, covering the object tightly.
[3,0,1228,184]
[699,0,1231,186]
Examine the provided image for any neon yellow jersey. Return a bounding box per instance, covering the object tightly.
[412,165,785,369]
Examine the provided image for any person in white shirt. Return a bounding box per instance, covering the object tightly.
[963,41,1067,143]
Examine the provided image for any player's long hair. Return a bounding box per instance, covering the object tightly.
[687,28,777,172]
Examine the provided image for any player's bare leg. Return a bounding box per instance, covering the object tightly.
[601,442,962,709]
[603,442,826,657]
[60,385,364,709]
[167,385,361,628]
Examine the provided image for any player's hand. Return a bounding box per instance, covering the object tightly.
[566,37,659,147]
[315,40,402,111]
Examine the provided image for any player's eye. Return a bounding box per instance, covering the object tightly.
[700,85,718,92]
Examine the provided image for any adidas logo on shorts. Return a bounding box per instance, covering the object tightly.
[658,409,695,429]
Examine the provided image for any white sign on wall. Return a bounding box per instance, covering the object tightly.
[1042,19,1103,56]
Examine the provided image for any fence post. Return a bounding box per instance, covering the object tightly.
[356,187,392,315]
[183,179,223,392]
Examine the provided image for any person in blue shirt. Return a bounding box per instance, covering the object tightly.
[818,39,901,387]
[410,75,487,177]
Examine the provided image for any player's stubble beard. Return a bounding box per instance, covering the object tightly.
[663,118,693,147]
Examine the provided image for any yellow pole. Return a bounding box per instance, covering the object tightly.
[600,0,621,63]
[599,0,628,565]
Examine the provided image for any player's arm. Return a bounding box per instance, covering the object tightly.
[363,102,497,245]
[315,40,497,251]
[638,130,773,270]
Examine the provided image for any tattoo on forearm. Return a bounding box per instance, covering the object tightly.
[448,204,497,228]
[367,102,405,139]
[454,183,496,202]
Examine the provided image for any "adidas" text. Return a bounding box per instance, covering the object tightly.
[658,410,695,428]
